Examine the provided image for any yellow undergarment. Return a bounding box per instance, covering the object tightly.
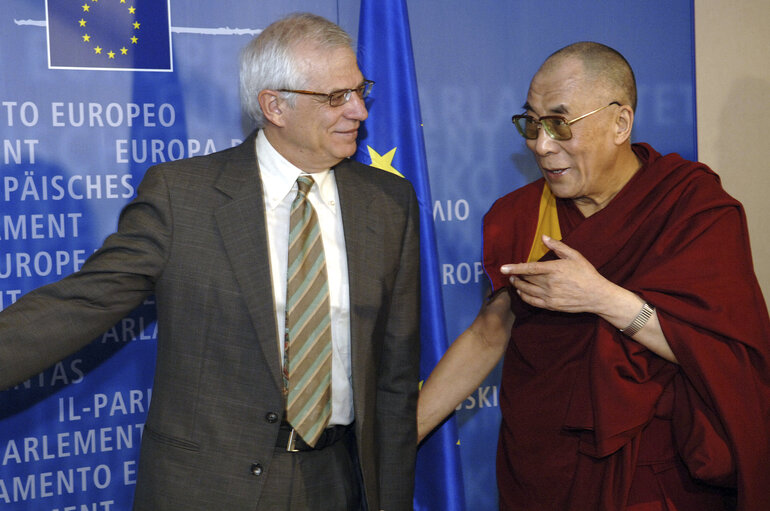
[526,184,562,263]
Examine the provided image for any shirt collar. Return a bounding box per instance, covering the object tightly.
[256,130,336,211]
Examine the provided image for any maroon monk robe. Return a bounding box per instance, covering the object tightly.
[483,143,770,510]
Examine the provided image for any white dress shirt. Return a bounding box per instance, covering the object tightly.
[255,130,353,426]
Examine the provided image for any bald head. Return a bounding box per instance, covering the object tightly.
[522,42,641,216]
[539,42,637,111]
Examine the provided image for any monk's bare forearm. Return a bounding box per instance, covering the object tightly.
[417,291,513,442]
[594,284,677,363]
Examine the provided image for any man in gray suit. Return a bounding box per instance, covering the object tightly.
[0,13,420,511]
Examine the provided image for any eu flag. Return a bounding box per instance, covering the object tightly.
[354,1,466,510]
[46,0,172,71]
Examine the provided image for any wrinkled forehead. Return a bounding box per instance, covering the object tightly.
[297,44,362,88]
[526,60,597,115]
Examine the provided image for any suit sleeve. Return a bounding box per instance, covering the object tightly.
[376,187,421,510]
[0,165,172,388]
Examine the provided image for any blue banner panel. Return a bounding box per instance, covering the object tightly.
[1,1,696,509]
[46,0,173,71]
[406,2,696,508]
[354,1,465,510]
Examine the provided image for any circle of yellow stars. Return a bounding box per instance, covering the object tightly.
[79,0,140,60]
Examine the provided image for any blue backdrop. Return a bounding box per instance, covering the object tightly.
[1,1,695,509]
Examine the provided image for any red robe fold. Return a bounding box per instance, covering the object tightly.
[483,143,770,510]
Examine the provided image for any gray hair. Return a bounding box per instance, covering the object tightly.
[239,12,354,127]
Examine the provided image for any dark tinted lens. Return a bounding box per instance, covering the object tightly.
[513,115,538,139]
[542,117,572,140]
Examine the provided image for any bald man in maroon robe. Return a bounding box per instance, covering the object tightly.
[418,42,770,511]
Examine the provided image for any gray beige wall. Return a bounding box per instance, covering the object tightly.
[695,0,770,300]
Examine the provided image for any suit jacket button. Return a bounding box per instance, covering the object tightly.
[250,463,263,476]
[265,412,279,423]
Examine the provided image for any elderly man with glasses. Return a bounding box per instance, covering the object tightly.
[419,41,770,510]
[0,12,420,511]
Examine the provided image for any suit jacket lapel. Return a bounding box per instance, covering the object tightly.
[213,134,283,394]
[335,160,378,422]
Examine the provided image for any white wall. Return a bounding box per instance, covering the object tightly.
[695,0,770,300]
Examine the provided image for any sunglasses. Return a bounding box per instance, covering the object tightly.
[278,80,375,107]
[512,102,620,141]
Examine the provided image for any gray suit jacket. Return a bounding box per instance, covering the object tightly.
[0,132,421,510]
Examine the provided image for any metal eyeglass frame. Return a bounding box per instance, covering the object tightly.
[278,80,375,107]
[512,101,621,140]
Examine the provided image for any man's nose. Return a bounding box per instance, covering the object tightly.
[344,92,369,121]
[532,124,558,156]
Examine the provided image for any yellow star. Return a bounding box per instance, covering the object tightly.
[128,6,136,14]
[120,0,126,3]
[120,47,128,55]
[133,21,140,29]
[366,146,403,177]
[78,18,86,27]
[107,50,115,59]
[82,33,91,42]
[94,46,102,54]
[82,4,90,12]
[130,36,138,44]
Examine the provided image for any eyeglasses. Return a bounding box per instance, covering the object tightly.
[512,102,620,141]
[278,80,375,107]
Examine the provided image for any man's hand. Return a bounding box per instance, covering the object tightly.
[502,235,677,362]
[501,235,612,315]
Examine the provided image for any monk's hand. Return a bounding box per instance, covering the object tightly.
[500,235,611,314]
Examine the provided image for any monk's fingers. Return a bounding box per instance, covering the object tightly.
[512,273,591,313]
[545,237,597,268]
[501,261,554,276]
[510,274,551,298]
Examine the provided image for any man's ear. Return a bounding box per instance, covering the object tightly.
[258,89,287,127]
[614,104,634,145]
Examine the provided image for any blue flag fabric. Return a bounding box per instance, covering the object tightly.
[46,0,172,71]
[354,2,466,510]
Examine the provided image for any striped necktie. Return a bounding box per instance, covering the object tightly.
[284,175,332,447]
